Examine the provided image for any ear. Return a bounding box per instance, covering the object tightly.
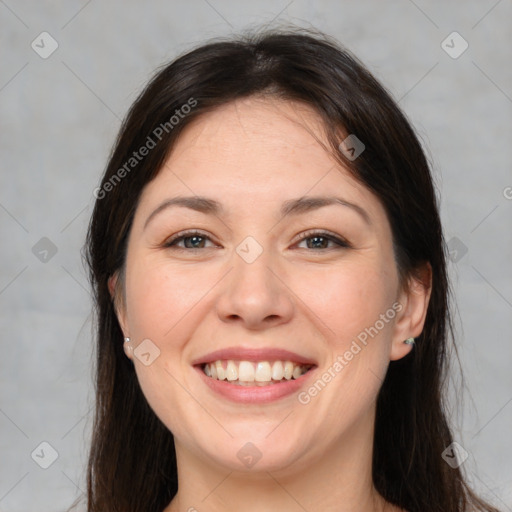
[108,273,131,358]
[107,273,118,300]
[108,271,133,359]
[390,263,432,361]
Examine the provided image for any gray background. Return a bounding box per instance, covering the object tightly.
[1,1,511,510]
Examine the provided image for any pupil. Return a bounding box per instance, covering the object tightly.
[185,236,204,248]
[308,236,327,249]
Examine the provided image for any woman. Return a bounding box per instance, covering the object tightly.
[83,28,501,511]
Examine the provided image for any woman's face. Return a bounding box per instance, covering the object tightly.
[116,97,428,475]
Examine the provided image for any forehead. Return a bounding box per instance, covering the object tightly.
[137,97,385,223]
[165,98,334,180]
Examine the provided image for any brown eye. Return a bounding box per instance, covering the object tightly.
[305,236,330,249]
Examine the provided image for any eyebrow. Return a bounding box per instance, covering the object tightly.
[144,194,371,230]
[280,196,371,225]
[144,197,223,230]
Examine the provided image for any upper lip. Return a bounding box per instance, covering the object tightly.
[191,347,318,366]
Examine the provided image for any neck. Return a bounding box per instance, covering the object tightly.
[163,409,398,512]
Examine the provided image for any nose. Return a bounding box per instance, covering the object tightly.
[215,247,294,330]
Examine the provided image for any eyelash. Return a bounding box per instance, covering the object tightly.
[296,229,351,249]
[163,229,351,251]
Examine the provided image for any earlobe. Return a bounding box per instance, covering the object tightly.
[123,337,134,359]
[390,263,432,361]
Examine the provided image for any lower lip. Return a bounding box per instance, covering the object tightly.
[194,365,316,404]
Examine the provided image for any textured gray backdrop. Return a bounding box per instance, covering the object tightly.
[0,1,511,511]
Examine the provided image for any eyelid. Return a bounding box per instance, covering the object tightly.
[294,229,351,249]
[162,228,351,250]
[163,229,219,248]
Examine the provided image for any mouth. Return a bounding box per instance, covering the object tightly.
[200,359,315,386]
[192,347,318,403]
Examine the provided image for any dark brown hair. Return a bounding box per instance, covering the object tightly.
[83,28,500,512]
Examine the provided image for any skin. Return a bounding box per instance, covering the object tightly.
[112,97,431,512]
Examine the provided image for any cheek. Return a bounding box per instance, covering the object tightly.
[288,258,398,345]
[125,258,216,341]
[124,259,221,439]
[290,263,398,428]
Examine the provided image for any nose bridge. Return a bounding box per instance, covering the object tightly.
[233,241,273,291]
[215,235,294,327]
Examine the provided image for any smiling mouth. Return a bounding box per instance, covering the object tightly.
[200,359,314,386]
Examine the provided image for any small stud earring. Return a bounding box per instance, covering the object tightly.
[404,337,415,345]
[123,338,133,359]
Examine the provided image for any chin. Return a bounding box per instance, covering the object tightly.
[190,430,308,474]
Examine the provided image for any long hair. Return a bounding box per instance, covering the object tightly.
[83,28,500,512]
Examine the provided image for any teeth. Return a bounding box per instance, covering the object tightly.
[292,365,303,379]
[283,361,294,380]
[271,360,284,380]
[202,359,311,385]
[238,361,255,381]
[215,361,226,381]
[226,360,238,381]
[255,362,272,382]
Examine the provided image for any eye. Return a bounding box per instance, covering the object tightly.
[295,230,351,250]
[163,230,217,250]
[162,229,350,251]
